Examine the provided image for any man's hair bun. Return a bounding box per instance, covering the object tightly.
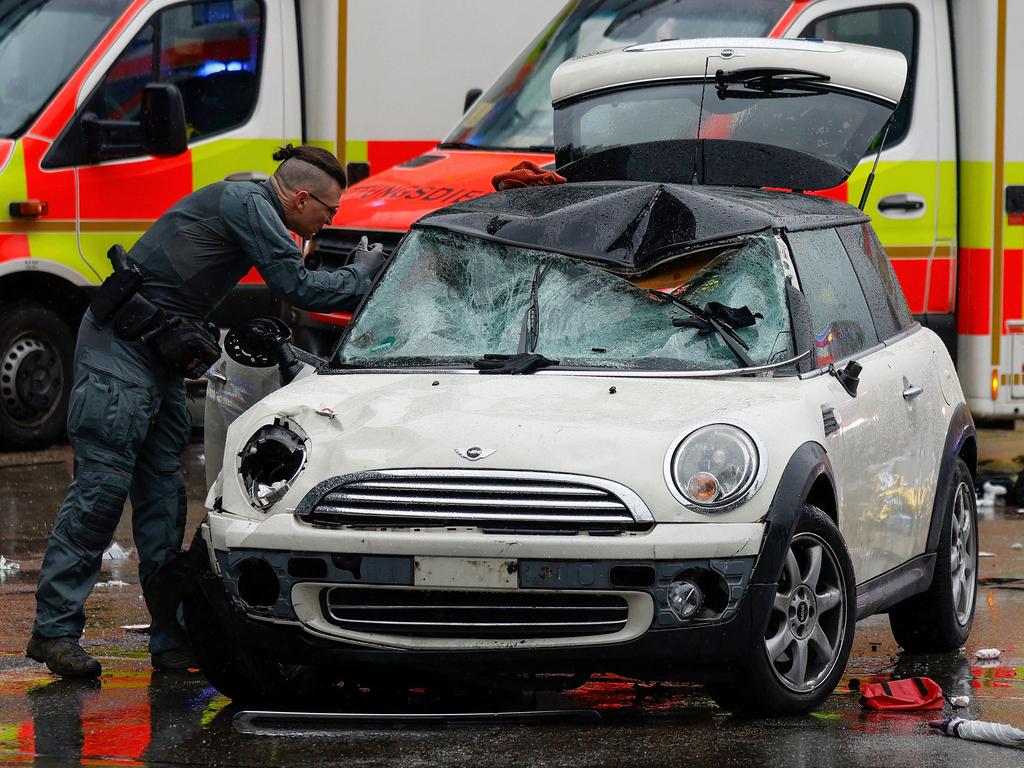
[272,143,296,162]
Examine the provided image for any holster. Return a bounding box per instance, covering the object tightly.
[90,266,143,324]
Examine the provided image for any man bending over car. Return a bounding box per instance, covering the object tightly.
[27,144,386,678]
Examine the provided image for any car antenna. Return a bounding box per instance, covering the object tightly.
[858,115,895,211]
[690,58,712,185]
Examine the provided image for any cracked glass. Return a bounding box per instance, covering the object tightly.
[333,228,794,372]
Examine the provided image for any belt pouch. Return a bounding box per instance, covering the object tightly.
[90,269,143,324]
[114,291,162,339]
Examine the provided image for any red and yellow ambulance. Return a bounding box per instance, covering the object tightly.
[0,0,556,449]
[328,0,1024,423]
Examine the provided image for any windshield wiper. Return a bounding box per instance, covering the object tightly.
[651,291,757,368]
[473,353,560,375]
[518,262,553,354]
[715,68,830,100]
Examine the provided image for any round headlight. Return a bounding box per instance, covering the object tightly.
[238,421,308,510]
[666,423,763,512]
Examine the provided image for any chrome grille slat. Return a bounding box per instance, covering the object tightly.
[299,470,653,533]
[314,506,634,524]
[324,587,630,639]
[349,480,607,496]
[324,492,626,510]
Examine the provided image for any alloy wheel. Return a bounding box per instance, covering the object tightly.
[765,532,847,692]
[950,481,977,626]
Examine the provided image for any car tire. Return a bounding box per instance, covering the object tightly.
[0,302,75,450]
[708,505,856,716]
[182,539,337,705]
[889,458,977,653]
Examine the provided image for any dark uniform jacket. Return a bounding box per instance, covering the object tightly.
[128,179,368,322]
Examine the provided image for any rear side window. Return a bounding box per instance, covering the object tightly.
[787,228,879,367]
[84,0,263,144]
[837,223,914,339]
[799,6,916,150]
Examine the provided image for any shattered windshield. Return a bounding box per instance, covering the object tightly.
[332,228,794,372]
[442,0,788,152]
[0,0,131,138]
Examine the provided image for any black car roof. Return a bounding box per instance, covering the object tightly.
[414,181,871,275]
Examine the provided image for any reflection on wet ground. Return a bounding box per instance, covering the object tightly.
[0,445,1022,766]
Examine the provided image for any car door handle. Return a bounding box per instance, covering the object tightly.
[224,171,269,183]
[878,193,926,218]
[902,384,924,400]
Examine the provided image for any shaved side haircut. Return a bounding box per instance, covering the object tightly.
[272,144,347,191]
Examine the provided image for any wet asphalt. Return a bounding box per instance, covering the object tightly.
[0,436,1022,767]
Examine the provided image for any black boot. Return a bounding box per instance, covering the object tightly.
[26,636,102,679]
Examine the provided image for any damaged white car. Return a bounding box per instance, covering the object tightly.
[188,38,978,715]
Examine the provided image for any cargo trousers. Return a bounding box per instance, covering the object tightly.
[32,310,191,655]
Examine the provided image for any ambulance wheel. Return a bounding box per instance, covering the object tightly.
[889,459,977,652]
[707,506,855,716]
[0,302,74,450]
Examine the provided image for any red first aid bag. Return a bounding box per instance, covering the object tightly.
[859,677,944,711]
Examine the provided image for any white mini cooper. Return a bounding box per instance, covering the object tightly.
[190,39,978,716]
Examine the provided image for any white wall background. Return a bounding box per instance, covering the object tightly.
[346,0,566,140]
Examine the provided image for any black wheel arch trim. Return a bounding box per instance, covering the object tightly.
[751,441,835,585]
[926,403,976,554]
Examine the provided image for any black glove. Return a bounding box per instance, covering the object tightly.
[352,235,386,277]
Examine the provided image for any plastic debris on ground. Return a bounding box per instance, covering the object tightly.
[0,555,19,573]
[1012,542,1023,550]
[950,696,971,708]
[980,551,997,558]
[102,542,132,560]
[929,718,1024,749]
[94,580,129,588]
[975,648,1002,660]
[121,624,151,633]
[977,482,1007,507]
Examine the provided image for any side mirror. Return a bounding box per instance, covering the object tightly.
[224,317,306,386]
[347,161,371,185]
[464,87,482,113]
[81,82,187,163]
[831,360,862,398]
[141,83,187,156]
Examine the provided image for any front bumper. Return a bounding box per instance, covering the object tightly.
[199,514,777,683]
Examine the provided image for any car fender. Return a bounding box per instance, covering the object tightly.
[750,441,835,586]
[925,403,976,554]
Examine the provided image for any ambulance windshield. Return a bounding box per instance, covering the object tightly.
[0,0,131,138]
[442,0,789,152]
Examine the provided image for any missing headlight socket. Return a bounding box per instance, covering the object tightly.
[238,418,309,510]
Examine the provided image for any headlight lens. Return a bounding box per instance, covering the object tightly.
[238,421,308,510]
[668,423,761,511]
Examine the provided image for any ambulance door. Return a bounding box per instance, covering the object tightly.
[43,0,301,318]
[785,1,956,332]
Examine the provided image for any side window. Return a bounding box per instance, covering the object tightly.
[837,223,915,338]
[84,0,262,146]
[799,6,916,150]
[787,228,879,367]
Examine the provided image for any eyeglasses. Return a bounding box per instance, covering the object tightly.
[306,191,338,219]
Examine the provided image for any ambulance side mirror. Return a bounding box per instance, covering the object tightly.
[141,83,187,157]
[464,87,482,113]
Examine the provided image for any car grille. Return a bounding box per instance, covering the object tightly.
[309,227,405,271]
[295,470,654,534]
[323,587,629,639]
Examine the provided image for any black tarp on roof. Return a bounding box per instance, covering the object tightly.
[414,181,869,275]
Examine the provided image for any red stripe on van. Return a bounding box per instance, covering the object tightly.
[0,234,30,262]
[78,153,192,219]
[892,259,927,314]
[1004,249,1024,330]
[958,248,992,335]
[769,1,817,37]
[22,137,75,219]
[927,257,954,314]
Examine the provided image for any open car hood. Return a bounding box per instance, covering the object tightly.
[550,38,908,190]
